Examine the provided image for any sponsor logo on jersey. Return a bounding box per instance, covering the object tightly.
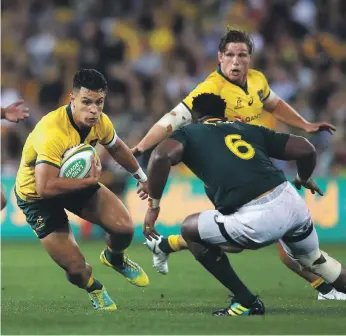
[245,113,261,122]
[248,96,254,106]
[234,113,261,123]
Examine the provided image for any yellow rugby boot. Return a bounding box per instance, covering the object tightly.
[88,286,117,311]
[100,249,149,287]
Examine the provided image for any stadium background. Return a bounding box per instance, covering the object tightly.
[1,1,346,334]
[1,0,346,242]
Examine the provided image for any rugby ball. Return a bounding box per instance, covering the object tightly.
[59,144,98,178]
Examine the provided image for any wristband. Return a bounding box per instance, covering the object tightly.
[148,197,160,209]
[132,168,147,183]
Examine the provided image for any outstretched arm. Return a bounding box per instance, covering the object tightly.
[266,132,322,195]
[1,100,30,122]
[280,135,317,182]
[264,95,335,134]
[143,139,184,240]
[107,137,148,198]
[147,139,184,200]
[132,103,192,156]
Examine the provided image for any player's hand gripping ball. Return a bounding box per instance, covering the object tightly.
[59,144,99,178]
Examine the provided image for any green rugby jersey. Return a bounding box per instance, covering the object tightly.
[170,120,289,214]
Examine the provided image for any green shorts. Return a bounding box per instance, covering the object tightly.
[15,185,100,239]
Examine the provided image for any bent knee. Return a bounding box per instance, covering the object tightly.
[181,214,200,242]
[119,215,134,236]
[113,213,134,236]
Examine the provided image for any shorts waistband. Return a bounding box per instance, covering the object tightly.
[244,181,287,207]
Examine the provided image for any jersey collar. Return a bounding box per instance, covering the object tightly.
[200,117,225,124]
[216,64,249,94]
[66,104,91,143]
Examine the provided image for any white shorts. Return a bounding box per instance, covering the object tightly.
[198,182,312,250]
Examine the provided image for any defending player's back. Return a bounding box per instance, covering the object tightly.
[170,120,289,214]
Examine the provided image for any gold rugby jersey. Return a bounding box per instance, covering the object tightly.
[183,66,276,129]
[15,105,116,201]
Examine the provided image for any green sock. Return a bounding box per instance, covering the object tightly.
[315,282,333,295]
[86,276,103,293]
[105,247,124,267]
[158,238,175,254]
[196,246,256,307]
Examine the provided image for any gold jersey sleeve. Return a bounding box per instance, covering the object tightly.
[255,70,271,101]
[33,123,66,168]
[98,113,117,148]
[253,70,276,130]
[182,80,220,111]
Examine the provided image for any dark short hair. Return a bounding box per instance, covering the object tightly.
[73,69,108,92]
[192,93,227,119]
[218,26,254,54]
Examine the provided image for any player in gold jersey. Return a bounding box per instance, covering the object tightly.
[133,28,344,300]
[15,69,149,310]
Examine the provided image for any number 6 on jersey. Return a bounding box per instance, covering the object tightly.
[225,134,255,160]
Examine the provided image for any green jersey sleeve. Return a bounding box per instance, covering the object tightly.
[258,126,290,158]
[169,128,188,147]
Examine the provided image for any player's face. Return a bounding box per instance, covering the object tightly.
[71,87,105,128]
[218,43,251,85]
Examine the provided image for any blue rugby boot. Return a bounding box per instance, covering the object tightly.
[100,249,149,287]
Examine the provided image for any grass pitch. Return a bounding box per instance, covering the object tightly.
[1,241,345,335]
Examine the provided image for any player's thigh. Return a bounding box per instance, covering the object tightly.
[226,182,310,249]
[78,185,133,235]
[40,227,86,272]
[197,210,243,251]
[181,213,200,241]
[16,193,70,239]
[280,220,319,257]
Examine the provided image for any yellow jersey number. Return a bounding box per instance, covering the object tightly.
[225,134,255,160]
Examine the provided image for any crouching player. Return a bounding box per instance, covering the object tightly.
[15,69,149,310]
[143,93,346,316]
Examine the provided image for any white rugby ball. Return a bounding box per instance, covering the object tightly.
[59,144,98,178]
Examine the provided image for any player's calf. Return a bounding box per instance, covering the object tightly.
[276,241,336,297]
[182,213,259,314]
[332,269,346,294]
[65,261,92,288]
[282,223,345,295]
[293,249,345,293]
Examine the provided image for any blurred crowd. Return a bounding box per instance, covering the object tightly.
[1,0,346,194]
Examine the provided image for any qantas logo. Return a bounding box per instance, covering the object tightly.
[234,113,261,123]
